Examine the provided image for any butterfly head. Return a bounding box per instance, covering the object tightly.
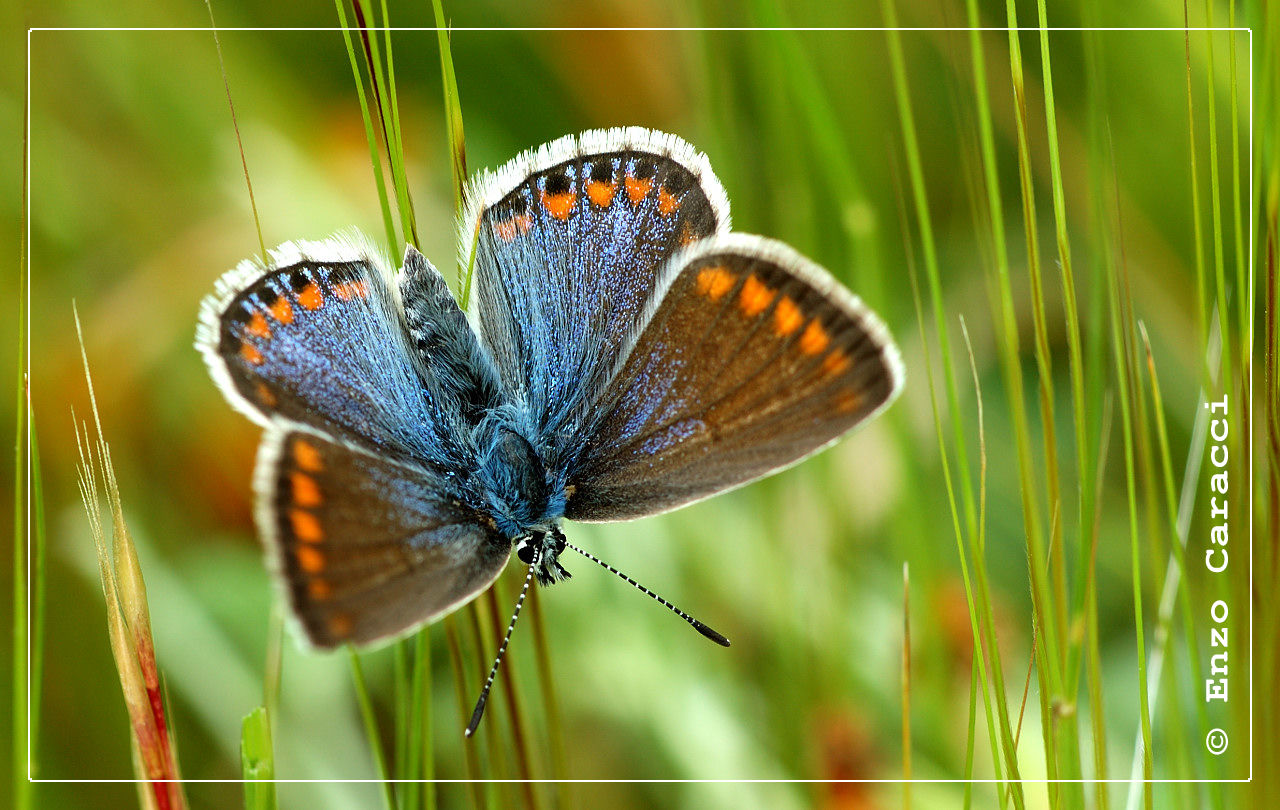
[515,527,571,586]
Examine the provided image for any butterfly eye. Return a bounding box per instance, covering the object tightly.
[516,538,537,565]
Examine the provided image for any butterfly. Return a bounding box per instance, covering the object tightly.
[197,128,903,731]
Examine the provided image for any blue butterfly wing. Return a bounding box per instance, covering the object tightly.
[563,235,904,522]
[201,236,519,646]
[464,128,728,450]
[257,422,510,648]
[197,235,498,468]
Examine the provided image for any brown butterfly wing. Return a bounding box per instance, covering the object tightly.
[565,234,903,522]
[258,425,510,648]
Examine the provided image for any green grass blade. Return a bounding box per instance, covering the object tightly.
[336,0,399,252]
[433,0,472,301]
[900,563,911,798]
[1084,401,1114,806]
[1128,317,1224,802]
[527,586,568,808]
[13,148,36,805]
[898,157,1008,802]
[349,651,397,810]
[963,654,977,809]
[1182,15,1210,382]
[204,0,267,259]
[1079,8,1115,796]
[393,642,410,791]
[27,421,45,789]
[433,0,466,217]
[468,598,510,810]
[241,706,278,810]
[1000,11,1074,794]
[444,616,485,810]
[351,0,419,249]
[403,630,433,810]
[962,13,1037,799]
[1201,5,1232,386]
[749,3,883,311]
[1226,15,1246,356]
[378,0,418,250]
[1035,0,1095,715]
[880,2,975,551]
[1104,143,1154,808]
[1032,13,1090,803]
[481,585,540,810]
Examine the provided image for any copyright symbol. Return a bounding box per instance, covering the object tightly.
[1205,728,1228,755]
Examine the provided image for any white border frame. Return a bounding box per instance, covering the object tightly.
[23,24,1255,789]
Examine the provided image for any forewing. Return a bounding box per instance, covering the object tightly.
[463,128,729,439]
[258,423,510,648]
[197,236,460,463]
[565,235,904,522]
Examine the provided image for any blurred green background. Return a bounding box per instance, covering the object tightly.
[7,1,1269,808]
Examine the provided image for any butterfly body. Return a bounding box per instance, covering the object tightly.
[198,128,903,649]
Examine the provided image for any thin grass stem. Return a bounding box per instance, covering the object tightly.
[12,165,34,808]
[1201,5,1232,387]
[900,183,1009,801]
[1104,132,1154,810]
[204,0,266,259]
[351,0,419,249]
[962,13,1041,799]
[444,616,485,810]
[348,651,396,810]
[527,584,569,808]
[336,0,399,251]
[240,706,277,810]
[900,563,911,798]
[1182,10,1210,384]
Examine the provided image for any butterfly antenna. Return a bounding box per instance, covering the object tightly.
[465,550,538,737]
[562,540,730,647]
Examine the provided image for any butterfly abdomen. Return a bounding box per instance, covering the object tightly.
[400,246,504,425]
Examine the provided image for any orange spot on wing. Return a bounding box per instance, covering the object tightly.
[679,223,697,246]
[541,190,576,220]
[291,509,324,544]
[773,296,804,336]
[333,280,370,301]
[269,296,294,324]
[586,180,616,207]
[738,274,776,316]
[836,389,864,414]
[307,579,332,600]
[295,545,326,573]
[799,320,830,355]
[696,265,737,301]
[657,187,681,216]
[822,348,852,376]
[246,311,271,339]
[239,342,264,365]
[297,282,323,310]
[292,440,324,473]
[255,382,277,408]
[625,175,653,204]
[291,472,322,507]
[493,213,532,241]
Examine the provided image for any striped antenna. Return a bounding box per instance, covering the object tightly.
[465,548,538,737]
[562,539,730,647]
